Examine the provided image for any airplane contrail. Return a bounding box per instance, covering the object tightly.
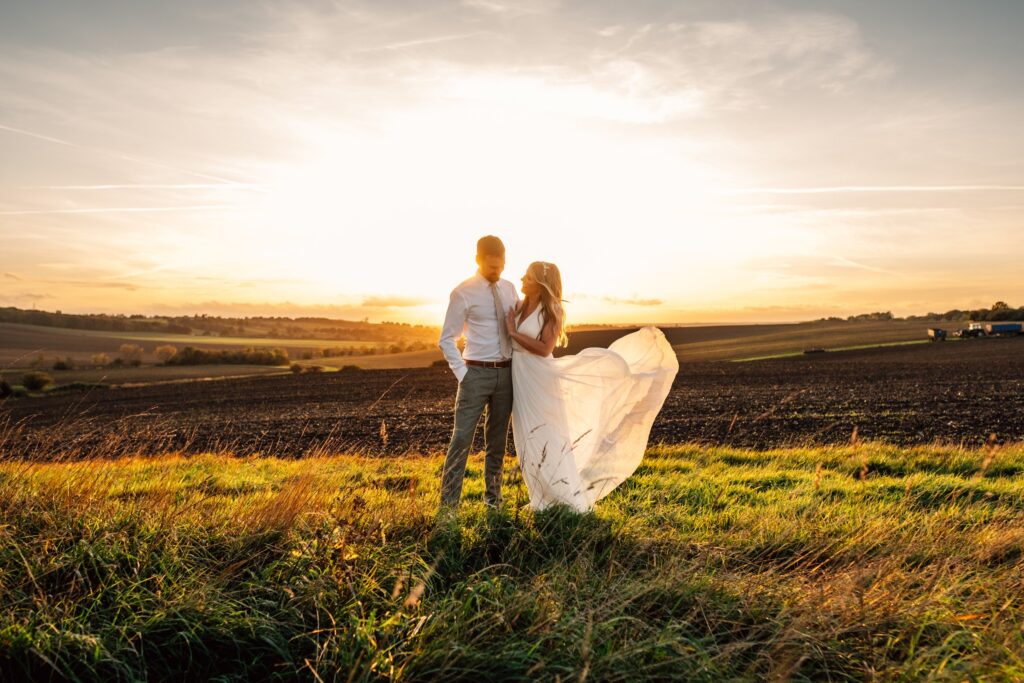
[0,122,252,185]
[353,32,484,52]
[830,256,892,274]
[0,123,77,147]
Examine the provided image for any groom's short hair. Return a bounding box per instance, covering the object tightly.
[477,235,505,258]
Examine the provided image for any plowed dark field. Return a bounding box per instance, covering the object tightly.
[3,338,1023,458]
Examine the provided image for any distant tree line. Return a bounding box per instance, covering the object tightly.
[904,301,1024,322]
[310,340,433,358]
[818,302,1022,324]
[0,307,192,334]
[0,306,437,342]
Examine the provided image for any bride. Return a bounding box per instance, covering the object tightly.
[505,261,679,512]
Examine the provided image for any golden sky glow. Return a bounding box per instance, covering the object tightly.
[2,1,1023,324]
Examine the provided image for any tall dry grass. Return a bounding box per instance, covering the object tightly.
[0,432,1022,680]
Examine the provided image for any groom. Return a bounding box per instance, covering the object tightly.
[438,235,519,510]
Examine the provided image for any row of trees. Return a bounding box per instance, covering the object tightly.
[28,338,432,373]
[1,306,438,342]
[163,346,290,366]
[303,340,433,359]
[819,302,1022,324]
[906,302,1024,322]
[0,307,192,334]
[30,344,146,371]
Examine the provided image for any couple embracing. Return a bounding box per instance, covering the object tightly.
[438,235,678,514]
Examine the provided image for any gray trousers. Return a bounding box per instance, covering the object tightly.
[440,365,513,508]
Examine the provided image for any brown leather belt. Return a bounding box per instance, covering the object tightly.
[465,359,512,368]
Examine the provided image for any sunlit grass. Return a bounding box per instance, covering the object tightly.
[1,443,1023,680]
[676,319,933,362]
[733,339,933,362]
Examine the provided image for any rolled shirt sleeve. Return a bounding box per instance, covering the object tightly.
[438,289,468,382]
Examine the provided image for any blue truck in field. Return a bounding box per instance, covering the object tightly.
[945,321,1022,339]
[984,322,1023,336]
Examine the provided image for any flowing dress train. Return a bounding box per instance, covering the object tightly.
[510,307,679,512]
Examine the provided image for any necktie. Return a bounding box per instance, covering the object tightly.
[490,281,511,358]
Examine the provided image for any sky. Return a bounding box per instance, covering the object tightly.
[1,0,1022,325]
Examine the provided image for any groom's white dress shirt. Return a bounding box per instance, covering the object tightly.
[439,272,520,382]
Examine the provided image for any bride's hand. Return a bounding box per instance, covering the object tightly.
[505,307,517,336]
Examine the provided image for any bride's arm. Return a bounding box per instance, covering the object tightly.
[510,316,559,357]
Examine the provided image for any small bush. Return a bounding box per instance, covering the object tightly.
[120,344,144,366]
[91,353,111,366]
[52,357,74,371]
[154,345,178,363]
[291,363,325,374]
[22,372,53,392]
[0,379,11,398]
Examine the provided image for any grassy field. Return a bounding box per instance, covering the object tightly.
[12,364,292,387]
[0,322,424,368]
[672,320,935,362]
[293,348,444,371]
[2,442,1022,680]
[0,321,444,386]
[0,318,989,391]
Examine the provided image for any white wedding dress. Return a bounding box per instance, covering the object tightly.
[510,307,679,512]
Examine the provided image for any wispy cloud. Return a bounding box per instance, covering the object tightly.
[353,32,486,53]
[602,296,663,307]
[5,292,53,303]
[743,254,896,280]
[0,120,250,185]
[2,272,21,281]
[829,256,894,275]
[461,0,558,17]
[0,205,242,215]
[0,122,77,147]
[568,293,664,307]
[22,183,262,191]
[148,299,443,322]
[47,280,140,291]
[361,296,434,308]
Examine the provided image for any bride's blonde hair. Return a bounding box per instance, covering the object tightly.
[526,261,569,348]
